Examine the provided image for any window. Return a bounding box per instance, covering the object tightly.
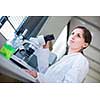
[0,16,27,41]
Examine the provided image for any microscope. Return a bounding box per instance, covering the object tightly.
[25,34,55,58]
[13,34,55,71]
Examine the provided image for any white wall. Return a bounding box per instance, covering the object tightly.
[38,16,71,42]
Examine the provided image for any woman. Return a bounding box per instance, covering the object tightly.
[25,26,92,83]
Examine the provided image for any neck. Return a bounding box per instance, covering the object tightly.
[68,48,80,54]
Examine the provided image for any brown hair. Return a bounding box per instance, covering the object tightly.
[73,26,92,54]
[74,26,92,45]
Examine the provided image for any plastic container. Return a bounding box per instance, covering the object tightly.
[0,43,16,59]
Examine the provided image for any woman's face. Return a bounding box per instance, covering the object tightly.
[68,28,88,51]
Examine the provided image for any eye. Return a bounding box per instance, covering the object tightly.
[77,34,81,38]
[71,32,74,35]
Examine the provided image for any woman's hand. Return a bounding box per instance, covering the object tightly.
[25,69,37,78]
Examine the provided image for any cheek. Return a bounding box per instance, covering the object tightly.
[68,39,84,49]
[67,37,72,45]
[76,40,85,49]
[76,42,83,47]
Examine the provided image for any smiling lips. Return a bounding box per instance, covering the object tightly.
[70,39,74,43]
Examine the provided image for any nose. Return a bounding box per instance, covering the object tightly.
[71,34,76,40]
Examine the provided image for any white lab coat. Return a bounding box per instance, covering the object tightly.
[28,35,50,73]
[37,52,89,83]
[34,48,50,73]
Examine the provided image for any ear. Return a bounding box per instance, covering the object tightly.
[83,43,88,48]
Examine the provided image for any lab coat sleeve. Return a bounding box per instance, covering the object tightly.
[63,57,89,83]
[29,35,45,49]
[36,72,48,83]
[35,48,50,73]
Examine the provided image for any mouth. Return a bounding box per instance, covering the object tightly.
[70,39,74,43]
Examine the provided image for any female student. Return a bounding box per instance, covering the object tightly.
[25,26,92,83]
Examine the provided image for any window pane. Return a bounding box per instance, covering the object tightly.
[0,21,15,41]
[0,16,27,41]
[8,16,26,29]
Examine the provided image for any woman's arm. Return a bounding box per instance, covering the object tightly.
[63,58,89,83]
[24,69,48,82]
[24,69,37,78]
